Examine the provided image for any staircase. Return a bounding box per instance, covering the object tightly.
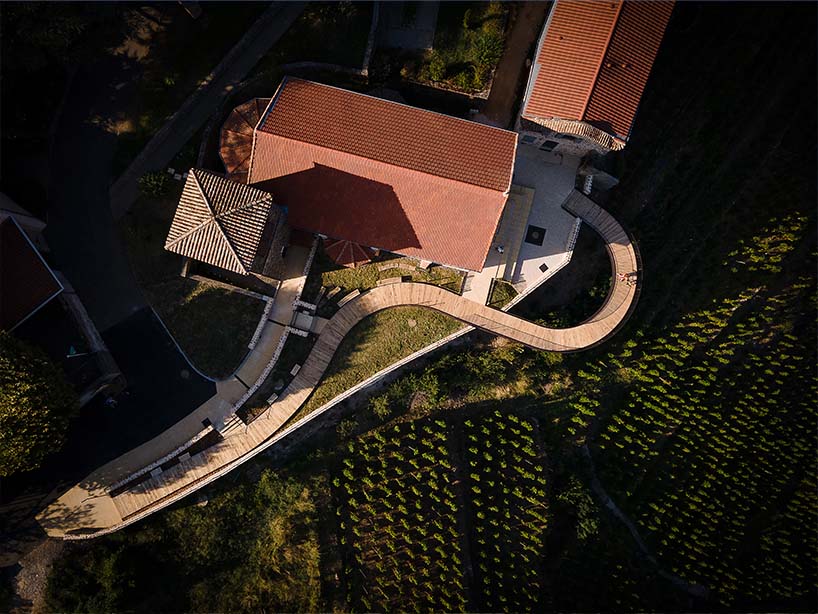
[217,413,245,438]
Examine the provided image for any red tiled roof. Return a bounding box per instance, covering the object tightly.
[249,78,517,271]
[257,78,516,192]
[523,0,674,144]
[219,98,270,184]
[0,217,62,331]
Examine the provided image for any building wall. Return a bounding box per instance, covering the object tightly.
[260,218,291,280]
[517,128,605,157]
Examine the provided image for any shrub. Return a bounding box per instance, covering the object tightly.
[453,67,474,91]
[138,171,170,198]
[0,333,78,476]
[472,30,504,69]
[428,51,446,82]
[370,395,391,421]
[337,417,358,439]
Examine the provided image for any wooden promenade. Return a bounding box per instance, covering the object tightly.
[39,191,640,538]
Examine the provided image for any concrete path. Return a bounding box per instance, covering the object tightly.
[512,147,583,287]
[38,192,641,538]
[109,1,306,218]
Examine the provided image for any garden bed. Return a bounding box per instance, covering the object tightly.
[487,279,518,310]
[401,1,509,95]
[252,2,374,77]
[118,187,266,379]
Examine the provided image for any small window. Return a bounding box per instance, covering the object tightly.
[521,134,537,144]
[539,140,559,152]
[561,134,578,142]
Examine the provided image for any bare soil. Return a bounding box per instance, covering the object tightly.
[482,2,551,128]
[10,539,64,614]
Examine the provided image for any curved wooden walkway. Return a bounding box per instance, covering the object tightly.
[39,191,640,538]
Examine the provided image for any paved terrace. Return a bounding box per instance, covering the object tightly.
[38,191,640,538]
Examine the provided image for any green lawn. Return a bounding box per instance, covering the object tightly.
[119,187,265,379]
[292,307,464,423]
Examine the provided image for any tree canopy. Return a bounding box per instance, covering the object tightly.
[0,333,78,477]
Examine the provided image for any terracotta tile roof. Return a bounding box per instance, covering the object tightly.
[256,78,517,192]
[248,78,517,271]
[165,169,283,275]
[0,217,63,331]
[219,98,270,184]
[523,0,674,146]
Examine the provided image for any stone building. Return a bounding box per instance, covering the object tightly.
[518,0,675,155]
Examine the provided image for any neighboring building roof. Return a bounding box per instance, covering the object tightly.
[219,98,270,184]
[165,169,282,275]
[522,0,674,148]
[0,192,48,251]
[248,78,518,271]
[0,217,63,331]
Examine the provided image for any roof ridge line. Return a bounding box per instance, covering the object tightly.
[165,172,218,248]
[578,0,625,119]
[168,172,248,274]
[211,192,272,222]
[275,76,518,138]
[195,171,251,274]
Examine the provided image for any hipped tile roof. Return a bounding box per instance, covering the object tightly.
[523,0,674,148]
[165,169,281,275]
[248,78,517,272]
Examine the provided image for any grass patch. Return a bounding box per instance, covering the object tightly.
[293,307,463,422]
[119,188,265,379]
[413,1,508,93]
[488,278,518,309]
[112,3,267,178]
[254,2,373,75]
